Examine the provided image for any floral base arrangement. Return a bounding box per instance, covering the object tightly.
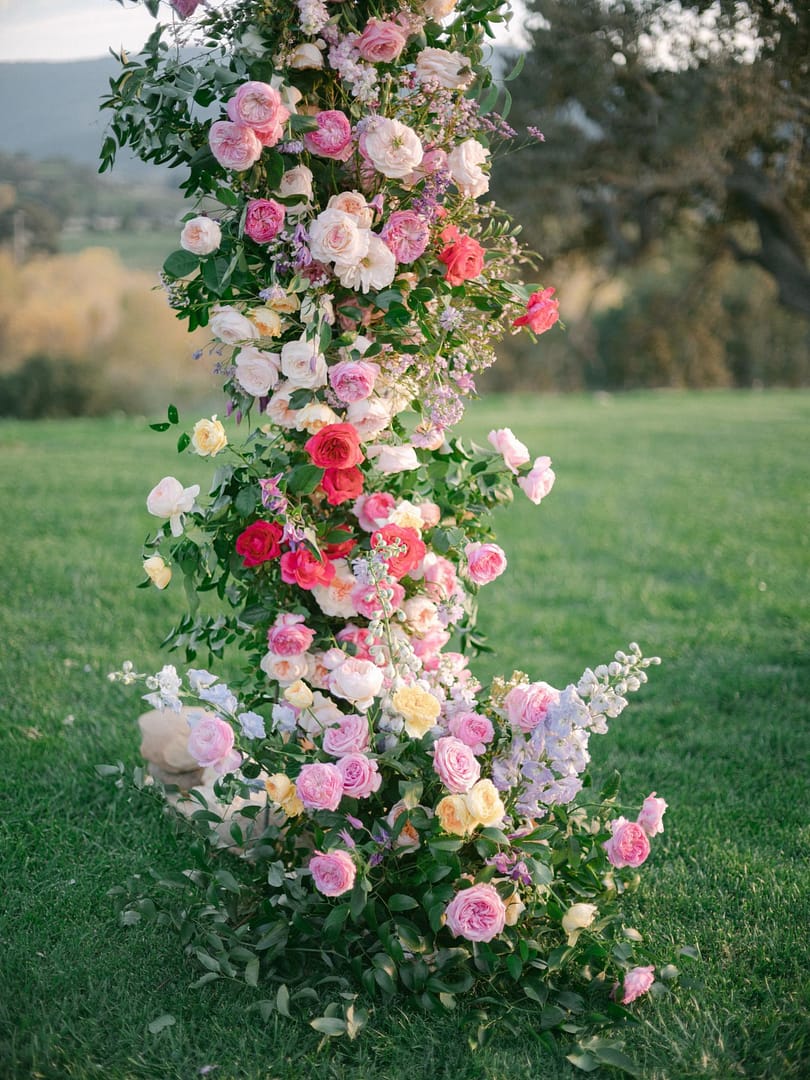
[104,0,676,1062]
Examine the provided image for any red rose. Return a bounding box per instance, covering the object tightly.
[323,525,357,560]
[235,520,283,567]
[321,465,364,507]
[305,423,364,470]
[437,226,485,287]
[371,524,427,580]
[512,286,559,335]
[280,548,336,590]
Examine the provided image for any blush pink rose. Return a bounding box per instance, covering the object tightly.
[604,817,651,868]
[445,883,506,943]
[433,735,481,793]
[636,792,668,836]
[226,81,289,147]
[267,613,315,656]
[187,715,239,774]
[504,680,560,733]
[350,580,406,620]
[381,210,430,264]
[353,491,395,531]
[336,753,382,798]
[447,711,494,755]
[328,359,379,403]
[513,286,559,334]
[464,542,508,585]
[518,456,556,505]
[619,964,656,1004]
[209,121,263,172]
[357,18,408,63]
[245,199,286,243]
[487,427,530,473]
[336,624,381,662]
[296,762,344,811]
[322,713,370,757]
[304,110,354,161]
[417,500,441,528]
[310,849,356,896]
[411,627,451,672]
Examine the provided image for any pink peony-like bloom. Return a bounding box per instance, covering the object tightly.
[604,817,652,868]
[322,713,370,757]
[357,17,408,63]
[329,656,384,711]
[637,792,668,836]
[433,735,481,793]
[336,624,381,662]
[487,427,530,473]
[504,680,560,733]
[353,491,396,531]
[329,359,379,403]
[226,81,289,147]
[267,613,315,657]
[381,210,430,264]
[417,500,441,528]
[447,711,494,755]
[619,965,656,1005]
[187,715,239,774]
[336,753,382,798]
[296,762,344,811]
[309,849,356,896]
[445,883,507,943]
[513,286,560,335]
[304,110,354,161]
[518,456,556,505]
[351,580,406,620]
[464,542,508,585]
[208,120,263,172]
[245,199,286,243]
[420,552,460,602]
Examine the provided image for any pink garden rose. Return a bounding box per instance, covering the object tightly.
[420,552,460,602]
[417,500,441,528]
[187,715,239,774]
[433,735,481,793]
[351,580,406,620]
[518,456,556,505]
[357,18,408,63]
[209,120,263,172]
[381,210,430,264]
[329,359,379,403]
[336,753,382,798]
[603,817,651,868]
[267,613,315,656]
[304,110,354,161]
[437,225,485,286]
[226,81,289,146]
[513,286,560,335]
[447,711,494,754]
[322,713,370,757]
[309,849,356,896]
[504,680,560,733]
[336,624,381,662]
[180,216,221,255]
[411,627,451,672]
[296,762,344,811]
[619,965,656,1004]
[487,427,530,473]
[245,199,286,243]
[637,792,668,836]
[353,491,395,531]
[329,656,384,710]
[464,542,508,585]
[445,883,507,943]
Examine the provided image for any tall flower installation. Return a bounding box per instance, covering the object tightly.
[105,0,672,1050]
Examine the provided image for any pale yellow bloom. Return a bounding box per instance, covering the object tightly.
[464,779,506,828]
[504,891,526,926]
[284,680,314,709]
[265,773,304,817]
[191,416,227,457]
[142,554,171,590]
[250,306,283,337]
[391,685,441,738]
[436,794,474,836]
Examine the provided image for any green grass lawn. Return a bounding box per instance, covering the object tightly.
[1,391,808,1079]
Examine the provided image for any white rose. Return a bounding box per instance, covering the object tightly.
[146,476,200,537]
[143,555,172,590]
[280,338,328,388]
[295,400,341,433]
[289,42,324,69]
[327,190,374,229]
[210,305,259,345]
[447,139,490,199]
[329,657,384,712]
[346,395,396,440]
[562,902,599,943]
[311,559,360,618]
[235,347,280,397]
[415,47,475,90]
[335,234,396,293]
[423,0,458,19]
[389,499,425,532]
[297,691,343,735]
[260,651,313,686]
[270,75,302,114]
[264,382,298,429]
[180,216,221,255]
[366,443,420,473]
[364,117,424,179]
[278,164,313,214]
[309,208,370,266]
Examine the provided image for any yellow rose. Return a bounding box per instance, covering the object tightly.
[284,679,313,709]
[265,773,304,817]
[191,416,228,457]
[142,554,171,590]
[464,779,506,828]
[250,306,283,337]
[391,686,441,738]
[436,794,474,836]
[504,891,526,926]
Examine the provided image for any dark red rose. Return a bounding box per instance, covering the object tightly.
[323,525,358,560]
[371,524,427,580]
[304,423,364,470]
[235,520,283,567]
[321,465,364,507]
[279,548,336,590]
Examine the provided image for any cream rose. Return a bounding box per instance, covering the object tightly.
[335,234,397,293]
[235,347,280,397]
[191,416,228,457]
[327,190,375,229]
[295,401,341,434]
[180,215,221,255]
[250,306,283,338]
[309,208,370,266]
[210,305,259,345]
[363,117,424,179]
[423,0,458,19]
[391,685,441,738]
[277,164,314,214]
[464,779,505,828]
[280,338,327,388]
[264,382,298,429]
[143,555,171,590]
[447,139,490,199]
[415,47,475,90]
[284,680,314,709]
[289,42,324,69]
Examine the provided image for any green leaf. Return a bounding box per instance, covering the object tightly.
[163,249,199,278]
[177,432,191,453]
[149,422,171,432]
[276,983,291,1017]
[167,404,179,425]
[147,1014,176,1035]
[388,894,419,912]
[216,186,240,207]
[504,52,526,82]
[591,1046,641,1076]
[286,464,324,495]
[600,769,622,801]
[310,1016,346,1036]
[244,956,259,987]
[566,1050,600,1073]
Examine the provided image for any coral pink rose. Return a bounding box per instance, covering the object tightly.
[518,456,556,505]
[267,613,315,656]
[464,542,508,585]
[226,81,289,146]
[336,624,381,662]
[420,553,459,601]
[310,849,356,896]
[487,427,530,473]
[353,491,395,531]
[187,715,239,774]
[235,520,283,567]
[371,524,426,579]
[513,286,559,334]
[304,110,354,161]
[208,121,263,172]
[637,792,668,836]
[296,762,344,811]
[280,549,336,590]
[445,883,506,943]
[305,423,364,469]
[321,465,364,507]
[322,713,370,757]
[604,817,651,868]
[336,753,382,798]
[357,18,408,63]
[245,199,286,243]
[447,711,494,754]
[381,210,430,263]
[437,225,485,286]
[328,360,379,403]
[433,735,481,793]
[504,680,560,733]
[619,964,656,1004]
